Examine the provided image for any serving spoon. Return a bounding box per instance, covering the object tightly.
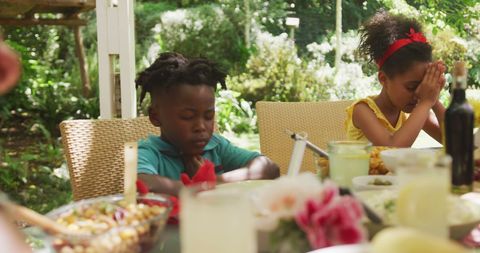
[0,194,89,237]
[2,201,90,237]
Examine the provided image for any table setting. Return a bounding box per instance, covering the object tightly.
[19,135,480,253]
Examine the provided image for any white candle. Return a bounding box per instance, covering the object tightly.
[124,142,138,204]
[288,138,307,176]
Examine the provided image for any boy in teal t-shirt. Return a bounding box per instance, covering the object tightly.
[136,52,280,196]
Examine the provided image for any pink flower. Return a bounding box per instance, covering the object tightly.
[294,182,366,249]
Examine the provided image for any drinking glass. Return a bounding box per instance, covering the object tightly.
[395,152,451,238]
[328,141,371,188]
[180,184,257,253]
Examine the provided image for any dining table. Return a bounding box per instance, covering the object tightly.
[150,181,480,253]
[28,182,480,253]
[152,181,480,253]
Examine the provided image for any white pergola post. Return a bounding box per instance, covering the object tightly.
[334,0,342,75]
[96,0,136,119]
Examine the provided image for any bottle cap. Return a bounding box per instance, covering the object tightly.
[453,61,466,77]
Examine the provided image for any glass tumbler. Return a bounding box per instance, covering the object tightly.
[328,140,371,188]
[395,152,451,238]
[180,184,257,253]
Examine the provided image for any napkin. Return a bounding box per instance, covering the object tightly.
[181,159,217,186]
[136,180,179,224]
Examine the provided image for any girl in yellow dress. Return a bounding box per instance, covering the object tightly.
[345,11,446,147]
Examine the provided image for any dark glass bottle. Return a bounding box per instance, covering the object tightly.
[445,62,474,194]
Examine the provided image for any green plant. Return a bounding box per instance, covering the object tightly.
[219,0,289,39]
[153,4,249,73]
[1,32,99,137]
[228,31,328,103]
[430,28,467,70]
[216,89,257,134]
[135,2,177,68]
[0,141,71,214]
[406,0,480,36]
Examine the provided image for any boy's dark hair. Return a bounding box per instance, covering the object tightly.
[359,11,432,78]
[136,52,227,103]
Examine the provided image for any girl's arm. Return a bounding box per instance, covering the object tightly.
[354,62,444,147]
[353,101,431,147]
[422,100,446,143]
[218,156,280,183]
[138,173,183,196]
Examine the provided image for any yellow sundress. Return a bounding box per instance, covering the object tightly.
[345,96,407,141]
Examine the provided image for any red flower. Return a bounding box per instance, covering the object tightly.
[295,182,366,249]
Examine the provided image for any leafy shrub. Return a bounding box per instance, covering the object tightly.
[134,2,177,69]
[151,4,249,73]
[0,141,71,214]
[430,28,468,71]
[228,31,327,103]
[229,30,379,103]
[216,89,257,134]
[219,0,289,39]
[305,30,379,100]
[1,30,99,137]
[464,5,480,88]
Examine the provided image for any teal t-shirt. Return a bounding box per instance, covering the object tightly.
[137,134,261,180]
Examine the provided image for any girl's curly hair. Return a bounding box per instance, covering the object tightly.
[359,11,432,77]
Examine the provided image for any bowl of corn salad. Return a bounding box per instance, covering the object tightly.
[45,193,172,253]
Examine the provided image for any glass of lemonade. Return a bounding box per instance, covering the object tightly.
[395,152,451,238]
[180,183,257,253]
[328,140,371,188]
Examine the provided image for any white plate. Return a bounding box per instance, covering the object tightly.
[352,175,397,191]
[216,180,272,192]
[356,190,480,240]
[307,244,370,253]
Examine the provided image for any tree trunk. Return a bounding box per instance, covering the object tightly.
[73,25,91,97]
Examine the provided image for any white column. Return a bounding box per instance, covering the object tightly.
[96,0,137,119]
[334,0,342,74]
[118,0,136,119]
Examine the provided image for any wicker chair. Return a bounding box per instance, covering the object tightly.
[256,100,353,175]
[60,116,159,201]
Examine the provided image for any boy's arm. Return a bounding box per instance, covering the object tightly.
[138,173,183,197]
[137,140,183,196]
[218,156,280,183]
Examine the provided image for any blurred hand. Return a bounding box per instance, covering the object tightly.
[0,43,21,95]
[415,61,445,107]
[181,158,216,185]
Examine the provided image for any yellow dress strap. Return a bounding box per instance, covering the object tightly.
[345,96,406,141]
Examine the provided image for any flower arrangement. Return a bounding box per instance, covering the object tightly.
[253,173,367,252]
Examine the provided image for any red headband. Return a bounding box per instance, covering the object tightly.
[376,28,428,69]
